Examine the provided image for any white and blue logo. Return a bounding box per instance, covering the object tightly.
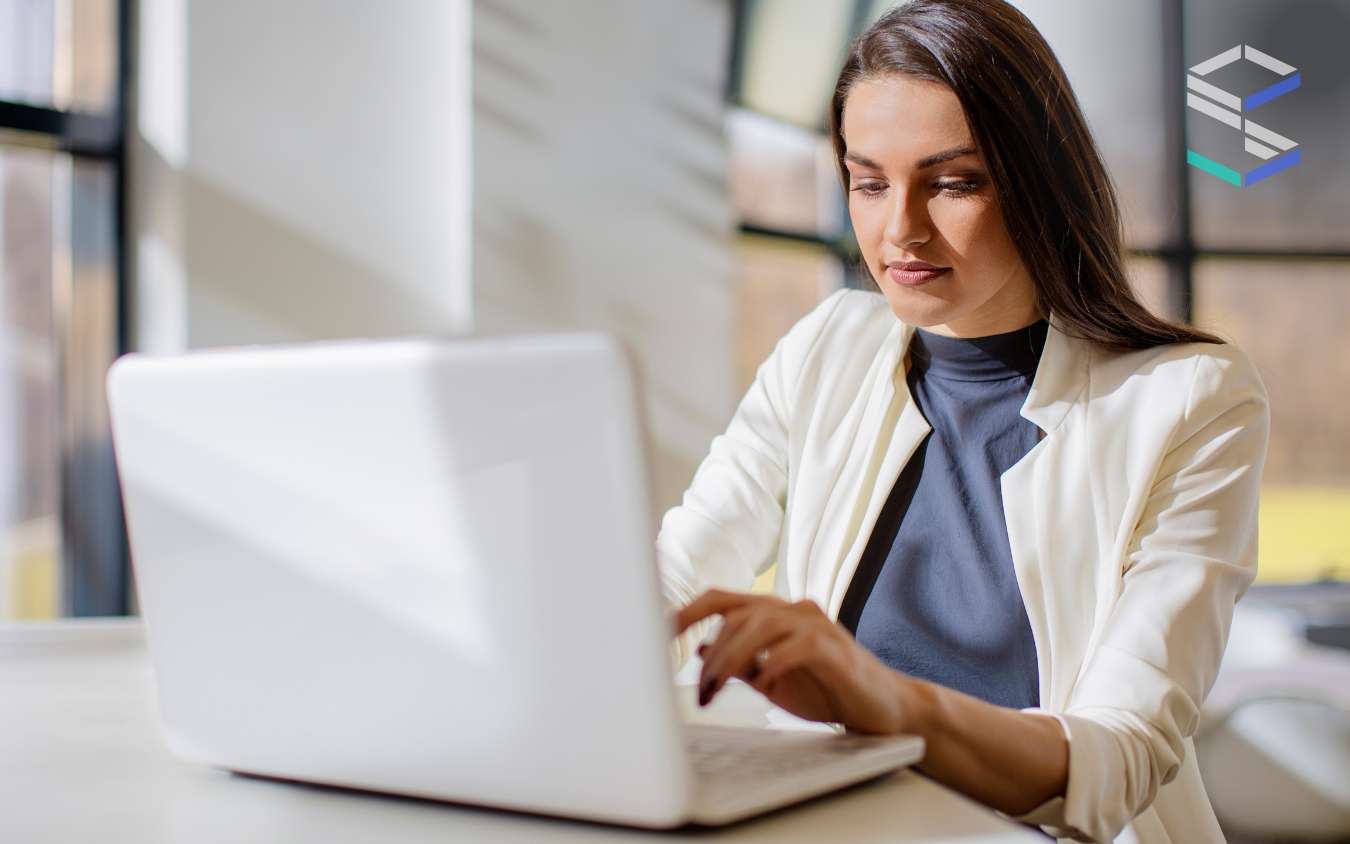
[1186,44,1300,187]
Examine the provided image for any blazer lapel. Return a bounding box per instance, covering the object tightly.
[1000,311,1095,709]
[821,318,931,619]
[1017,310,1090,436]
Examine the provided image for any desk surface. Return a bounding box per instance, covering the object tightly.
[1,619,1041,843]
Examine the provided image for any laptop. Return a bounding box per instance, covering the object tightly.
[105,332,925,828]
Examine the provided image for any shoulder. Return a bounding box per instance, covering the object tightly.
[826,287,895,327]
[771,287,896,370]
[1089,335,1270,429]
[783,287,890,336]
[788,287,895,350]
[758,288,899,415]
[1094,336,1266,395]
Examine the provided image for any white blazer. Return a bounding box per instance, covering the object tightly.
[657,288,1270,843]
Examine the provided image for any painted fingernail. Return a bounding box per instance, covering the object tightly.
[697,643,708,657]
[698,677,714,707]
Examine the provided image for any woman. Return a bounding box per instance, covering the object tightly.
[660,1,1269,842]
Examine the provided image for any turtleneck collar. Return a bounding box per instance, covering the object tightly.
[909,318,1049,382]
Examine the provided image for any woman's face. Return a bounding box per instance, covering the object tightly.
[841,74,1042,338]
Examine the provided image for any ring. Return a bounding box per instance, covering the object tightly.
[746,648,769,682]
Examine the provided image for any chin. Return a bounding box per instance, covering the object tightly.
[879,293,956,328]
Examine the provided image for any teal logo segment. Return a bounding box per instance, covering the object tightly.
[1186,44,1300,187]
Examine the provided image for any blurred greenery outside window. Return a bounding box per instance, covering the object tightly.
[727,0,1349,592]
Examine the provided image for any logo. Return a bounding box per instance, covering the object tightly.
[1186,44,1300,187]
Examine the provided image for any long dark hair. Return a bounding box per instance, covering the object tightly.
[830,0,1225,351]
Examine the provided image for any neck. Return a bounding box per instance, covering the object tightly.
[924,270,1044,338]
[924,307,1047,339]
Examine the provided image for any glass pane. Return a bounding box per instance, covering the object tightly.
[737,0,854,129]
[727,107,842,238]
[863,1,1175,250]
[734,234,842,595]
[0,0,55,107]
[1194,259,1350,583]
[0,0,117,113]
[69,0,118,113]
[733,233,842,395]
[1185,0,1350,250]
[0,146,61,619]
[1125,256,1177,321]
[1008,0,1174,250]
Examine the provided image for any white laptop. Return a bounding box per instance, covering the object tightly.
[105,332,924,828]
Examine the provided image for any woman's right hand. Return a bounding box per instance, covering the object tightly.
[674,588,917,735]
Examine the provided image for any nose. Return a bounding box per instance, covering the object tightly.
[882,185,931,249]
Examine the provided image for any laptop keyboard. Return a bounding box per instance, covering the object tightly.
[683,722,896,781]
[679,722,924,823]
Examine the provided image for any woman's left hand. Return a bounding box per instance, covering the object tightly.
[673,588,916,734]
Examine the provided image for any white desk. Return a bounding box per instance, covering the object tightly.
[1,619,1044,843]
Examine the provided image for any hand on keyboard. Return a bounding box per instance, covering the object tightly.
[672,589,922,735]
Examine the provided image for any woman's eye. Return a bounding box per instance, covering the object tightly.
[849,179,983,198]
[937,179,982,195]
[849,182,886,197]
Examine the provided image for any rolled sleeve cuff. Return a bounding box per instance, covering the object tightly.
[999,708,1095,842]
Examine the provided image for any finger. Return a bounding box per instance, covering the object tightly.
[696,604,751,654]
[749,630,822,692]
[695,605,755,700]
[747,632,849,725]
[701,609,795,700]
[673,588,757,636]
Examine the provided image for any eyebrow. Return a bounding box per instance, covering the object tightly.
[844,144,978,171]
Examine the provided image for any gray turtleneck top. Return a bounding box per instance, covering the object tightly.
[837,317,1049,711]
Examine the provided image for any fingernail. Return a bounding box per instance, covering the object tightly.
[747,664,760,682]
[698,677,714,707]
[697,643,708,657]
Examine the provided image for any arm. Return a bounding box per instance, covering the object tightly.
[658,289,849,670]
[1000,348,1271,841]
[676,590,1066,816]
[889,675,1070,816]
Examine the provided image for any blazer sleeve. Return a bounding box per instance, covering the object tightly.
[1008,346,1271,842]
[658,288,850,671]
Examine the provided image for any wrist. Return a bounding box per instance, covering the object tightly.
[891,671,941,737]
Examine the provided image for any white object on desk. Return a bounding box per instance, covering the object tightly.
[2,619,1044,843]
[104,335,924,828]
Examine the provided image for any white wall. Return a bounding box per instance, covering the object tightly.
[132,0,736,516]
[471,0,736,514]
[132,0,474,351]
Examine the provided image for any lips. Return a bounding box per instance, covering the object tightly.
[887,261,947,272]
[887,265,950,287]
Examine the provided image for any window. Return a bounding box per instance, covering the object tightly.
[1195,260,1350,583]
[0,0,126,619]
[1181,0,1350,583]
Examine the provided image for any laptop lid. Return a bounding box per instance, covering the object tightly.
[107,333,692,826]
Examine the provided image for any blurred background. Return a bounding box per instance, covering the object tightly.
[1,0,1348,838]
